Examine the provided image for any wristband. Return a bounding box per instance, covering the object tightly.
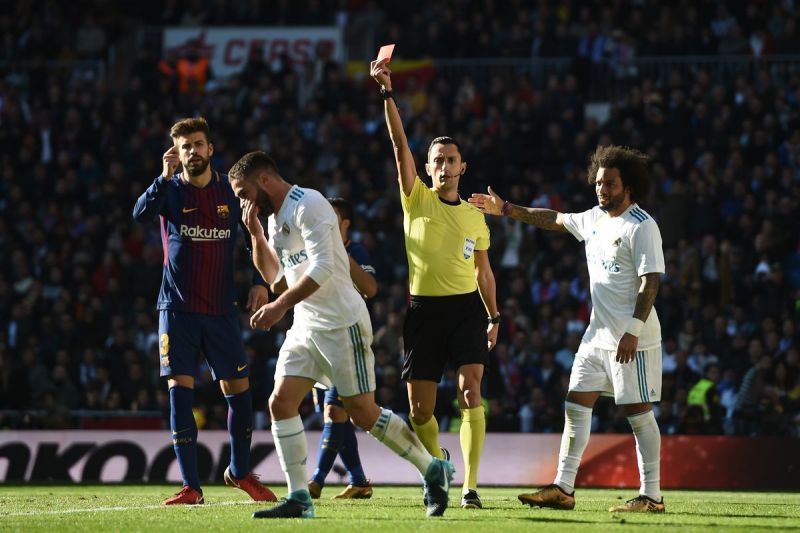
[380,87,394,100]
[625,318,645,337]
[501,200,511,216]
[489,313,500,325]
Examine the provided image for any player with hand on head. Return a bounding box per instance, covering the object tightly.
[132,117,277,505]
[229,151,454,519]
[308,198,377,500]
[370,54,499,510]
[469,145,666,513]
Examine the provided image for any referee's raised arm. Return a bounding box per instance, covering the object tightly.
[370,58,416,196]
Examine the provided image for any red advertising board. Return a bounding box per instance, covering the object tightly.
[1,431,797,489]
[163,27,344,78]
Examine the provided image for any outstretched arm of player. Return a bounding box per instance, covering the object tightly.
[475,250,499,351]
[240,199,281,286]
[132,147,180,222]
[370,59,417,196]
[616,273,660,364]
[349,256,377,299]
[469,186,567,232]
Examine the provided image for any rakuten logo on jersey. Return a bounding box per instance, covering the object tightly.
[180,225,231,241]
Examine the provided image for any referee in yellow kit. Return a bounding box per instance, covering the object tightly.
[370,58,499,510]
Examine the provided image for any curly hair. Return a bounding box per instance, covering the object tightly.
[586,145,651,203]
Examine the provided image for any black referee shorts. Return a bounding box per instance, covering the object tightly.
[401,290,489,382]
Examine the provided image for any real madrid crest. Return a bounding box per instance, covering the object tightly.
[282,222,290,235]
[217,204,230,218]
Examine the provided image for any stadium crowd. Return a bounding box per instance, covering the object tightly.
[1,0,799,438]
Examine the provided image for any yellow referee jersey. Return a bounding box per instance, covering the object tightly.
[401,177,490,296]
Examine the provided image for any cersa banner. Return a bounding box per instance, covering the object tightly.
[163,27,344,78]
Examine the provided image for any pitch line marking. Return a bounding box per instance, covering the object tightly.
[0,499,259,517]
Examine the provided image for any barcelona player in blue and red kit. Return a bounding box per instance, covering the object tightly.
[133,117,277,505]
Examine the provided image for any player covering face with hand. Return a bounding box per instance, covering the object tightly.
[229,150,455,519]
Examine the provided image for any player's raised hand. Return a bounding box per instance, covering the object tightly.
[246,284,269,312]
[240,199,264,238]
[250,301,287,331]
[469,186,504,216]
[162,146,179,180]
[370,59,392,90]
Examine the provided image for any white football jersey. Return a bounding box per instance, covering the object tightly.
[267,185,368,330]
[562,203,665,350]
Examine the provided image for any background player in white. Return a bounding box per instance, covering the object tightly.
[228,151,454,519]
[469,145,666,513]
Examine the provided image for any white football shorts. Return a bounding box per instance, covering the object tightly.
[275,316,375,398]
[568,342,662,404]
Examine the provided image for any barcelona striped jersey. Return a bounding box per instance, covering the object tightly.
[133,171,262,315]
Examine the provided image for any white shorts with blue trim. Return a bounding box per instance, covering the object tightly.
[276,316,375,398]
[568,342,662,405]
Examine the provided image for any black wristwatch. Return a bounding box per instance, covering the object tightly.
[380,87,394,100]
[489,313,501,325]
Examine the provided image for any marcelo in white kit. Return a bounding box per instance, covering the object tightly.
[469,145,666,513]
[228,150,455,519]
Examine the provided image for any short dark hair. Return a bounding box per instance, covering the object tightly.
[587,145,651,203]
[229,150,280,181]
[170,117,211,141]
[328,197,353,221]
[427,136,462,159]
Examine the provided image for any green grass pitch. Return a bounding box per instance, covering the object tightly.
[1,485,797,532]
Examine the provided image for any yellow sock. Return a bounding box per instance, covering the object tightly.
[410,416,443,459]
[460,406,486,492]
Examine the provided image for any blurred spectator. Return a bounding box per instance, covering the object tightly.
[0,0,797,437]
[176,39,213,97]
[75,15,107,59]
[687,363,724,433]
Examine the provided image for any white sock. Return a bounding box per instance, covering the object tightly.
[271,415,308,495]
[368,408,434,474]
[554,401,593,494]
[628,410,662,501]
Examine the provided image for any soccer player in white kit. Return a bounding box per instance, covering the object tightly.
[469,145,666,513]
[228,151,455,519]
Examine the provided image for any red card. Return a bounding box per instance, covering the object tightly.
[377,44,395,63]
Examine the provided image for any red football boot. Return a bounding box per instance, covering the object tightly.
[224,466,278,502]
[163,485,204,505]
